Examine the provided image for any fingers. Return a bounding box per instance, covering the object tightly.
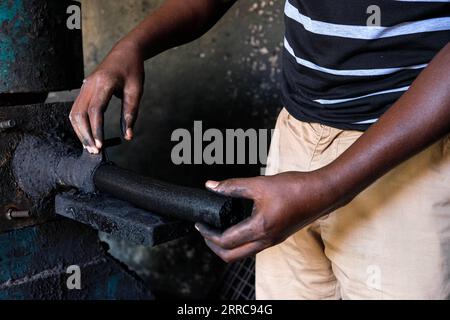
[204,238,268,263]
[77,113,97,153]
[121,80,142,141]
[199,177,263,257]
[196,214,261,250]
[205,178,257,199]
[70,83,98,153]
[199,214,272,262]
[70,74,122,153]
[88,84,115,149]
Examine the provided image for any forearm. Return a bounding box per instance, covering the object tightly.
[323,43,450,206]
[117,0,237,59]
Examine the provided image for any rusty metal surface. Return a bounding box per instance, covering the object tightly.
[0,102,78,233]
[0,218,153,300]
[0,0,84,94]
[13,136,102,198]
[1,101,194,247]
[55,191,192,246]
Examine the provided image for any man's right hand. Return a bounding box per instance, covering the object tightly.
[70,0,237,154]
[70,40,144,154]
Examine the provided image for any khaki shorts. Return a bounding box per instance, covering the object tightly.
[255,108,450,300]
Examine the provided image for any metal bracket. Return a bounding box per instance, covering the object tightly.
[55,191,193,247]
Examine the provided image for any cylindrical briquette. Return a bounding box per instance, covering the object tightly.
[94,163,251,229]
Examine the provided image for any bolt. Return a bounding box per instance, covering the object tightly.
[6,209,31,220]
[0,119,16,130]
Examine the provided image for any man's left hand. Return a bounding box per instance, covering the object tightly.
[196,171,341,263]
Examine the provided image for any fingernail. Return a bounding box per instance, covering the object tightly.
[87,146,99,154]
[194,224,200,231]
[206,181,219,190]
[95,139,102,149]
[125,128,133,140]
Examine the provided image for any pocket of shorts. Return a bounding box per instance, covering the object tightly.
[284,108,323,140]
[336,135,360,158]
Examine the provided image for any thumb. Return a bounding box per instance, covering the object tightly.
[205,178,255,199]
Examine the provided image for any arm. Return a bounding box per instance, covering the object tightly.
[197,43,450,262]
[70,0,237,153]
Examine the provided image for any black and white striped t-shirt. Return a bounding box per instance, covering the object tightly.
[282,0,450,130]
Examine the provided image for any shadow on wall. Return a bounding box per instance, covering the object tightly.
[81,0,284,299]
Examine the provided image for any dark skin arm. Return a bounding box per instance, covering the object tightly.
[197,43,450,262]
[70,0,237,153]
[71,1,450,262]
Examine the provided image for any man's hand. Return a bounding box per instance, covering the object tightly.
[69,0,236,153]
[197,43,450,263]
[70,41,145,154]
[196,171,341,263]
